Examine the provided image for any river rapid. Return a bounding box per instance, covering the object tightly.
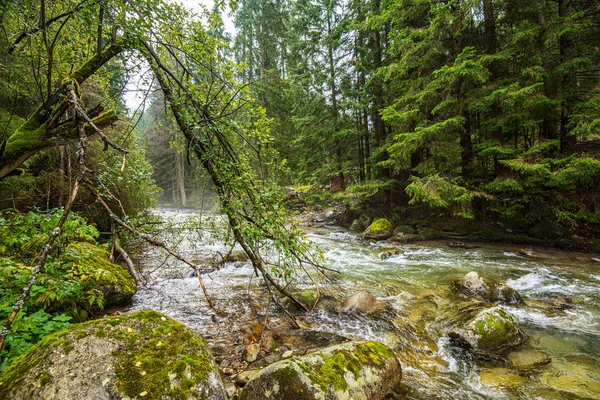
[129,208,600,399]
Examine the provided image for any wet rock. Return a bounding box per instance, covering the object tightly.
[457,271,522,304]
[261,334,276,352]
[282,350,293,359]
[538,359,600,399]
[224,381,238,398]
[239,341,402,400]
[376,247,404,260]
[448,307,527,354]
[283,289,318,312]
[251,353,282,368]
[506,348,551,368]
[447,241,478,249]
[243,343,261,363]
[350,215,373,233]
[392,233,421,243]
[225,250,250,263]
[0,310,227,400]
[479,368,524,390]
[517,248,546,259]
[235,369,261,386]
[418,227,444,240]
[337,291,385,314]
[393,225,415,235]
[350,219,365,233]
[363,218,393,241]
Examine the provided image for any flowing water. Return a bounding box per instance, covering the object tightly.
[129,208,600,399]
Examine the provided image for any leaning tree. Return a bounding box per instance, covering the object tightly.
[0,0,330,349]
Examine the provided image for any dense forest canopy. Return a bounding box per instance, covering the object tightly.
[232,0,600,231]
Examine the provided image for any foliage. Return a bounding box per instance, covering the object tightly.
[0,209,133,370]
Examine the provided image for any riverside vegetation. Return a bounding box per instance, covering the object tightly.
[0,0,599,399]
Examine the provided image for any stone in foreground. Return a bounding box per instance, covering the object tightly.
[0,310,227,400]
[449,307,526,354]
[239,341,401,400]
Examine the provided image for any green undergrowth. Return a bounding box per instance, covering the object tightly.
[0,209,135,371]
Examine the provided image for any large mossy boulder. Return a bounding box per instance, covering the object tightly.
[0,310,227,400]
[362,218,393,241]
[239,341,401,400]
[456,271,522,305]
[63,242,137,307]
[449,307,527,354]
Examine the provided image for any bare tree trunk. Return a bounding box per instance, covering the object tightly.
[559,0,576,154]
[175,150,187,206]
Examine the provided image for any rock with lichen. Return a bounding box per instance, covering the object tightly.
[239,340,401,400]
[362,219,393,241]
[455,271,522,305]
[448,307,527,354]
[0,310,227,400]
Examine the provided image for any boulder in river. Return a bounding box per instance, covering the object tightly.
[456,271,523,305]
[0,310,227,400]
[362,218,393,241]
[239,340,401,400]
[375,247,404,260]
[448,307,527,354]
[393,225,415,236]
[337,291,385,314]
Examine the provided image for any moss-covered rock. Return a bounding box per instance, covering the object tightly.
[448,307,526,354]
[392,225,415,235]
[239,341,401,400]
[455,271,522,305]
[62,242,137,307]
[362,218,393,241]
[0,310,227,400]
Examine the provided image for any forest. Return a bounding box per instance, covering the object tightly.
[0,0,599,399]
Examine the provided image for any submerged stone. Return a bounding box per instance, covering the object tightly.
[538,359,600,399]
[506,348,551,368]
[0,310,227,400]
[478,368,524,390]
[448,307,526,354]
[363,218,393,241]
[337,292,385,314]
[239,341,401,400]
[457,271,522,305]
